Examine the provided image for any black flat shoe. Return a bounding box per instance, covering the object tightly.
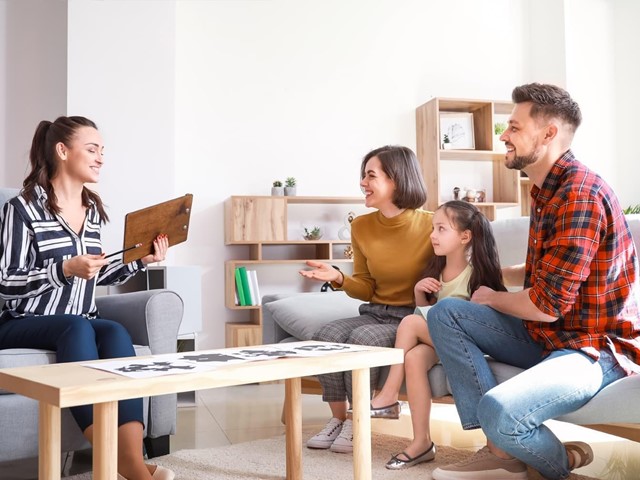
[385,443,437,470]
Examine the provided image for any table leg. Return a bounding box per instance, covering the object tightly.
[93,401,119,480]
[284,377,302,480]
[39,402,61,480]
[352,368,372,480]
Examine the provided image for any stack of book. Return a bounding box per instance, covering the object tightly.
[234,266,261,306]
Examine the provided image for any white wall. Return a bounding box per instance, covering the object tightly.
[2,0,638,349]
[0,0,67,187]
[173,0,527,348]
[612,0,640,208]
[564,0,617,187]
[67,0,177,253]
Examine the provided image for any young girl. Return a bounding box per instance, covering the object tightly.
[371,200,506,470]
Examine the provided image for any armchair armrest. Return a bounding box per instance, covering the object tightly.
[95,289,183,354]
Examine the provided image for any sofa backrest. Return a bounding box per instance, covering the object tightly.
[0,188,20,208]
[491,214,640,267]
[1,188,21,311]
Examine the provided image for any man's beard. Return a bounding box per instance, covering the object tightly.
[505,144,540,170]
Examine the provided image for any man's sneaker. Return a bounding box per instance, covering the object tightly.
[565,441,594,470]
[432,446,527,480]
[329,418,353,453]
[306,418,343,449]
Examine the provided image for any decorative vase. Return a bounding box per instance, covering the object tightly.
[443,143,453,150]
[284,186,296,196]
[271,187,284,196]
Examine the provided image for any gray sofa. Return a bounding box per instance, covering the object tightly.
[0,187,184,464]
[263,215,640,440]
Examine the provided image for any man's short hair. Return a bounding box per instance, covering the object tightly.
[512,83,582,133]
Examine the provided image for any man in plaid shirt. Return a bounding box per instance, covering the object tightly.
[428,83,640,480]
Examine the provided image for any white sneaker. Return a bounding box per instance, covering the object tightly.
[329,418,353,453]
[307,418,344,449]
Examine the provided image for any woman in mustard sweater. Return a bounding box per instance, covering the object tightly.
[300,145,434,454]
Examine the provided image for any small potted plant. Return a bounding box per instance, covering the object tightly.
[624,204,640,214]
[494,122,507,152]
[442,134,453,150]
[303,226,322,241]
[271,180,284,196]
[285,177,297,196]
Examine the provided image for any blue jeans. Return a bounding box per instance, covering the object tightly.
[0,315,144,432]
[427,298,627,479]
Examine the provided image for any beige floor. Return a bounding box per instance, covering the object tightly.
[172,383,640,480]
[2,383,637,479]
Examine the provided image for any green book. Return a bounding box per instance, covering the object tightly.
[235,267,248,306]
[237,266,252,306]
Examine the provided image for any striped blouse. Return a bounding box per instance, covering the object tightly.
[0,185,144,320]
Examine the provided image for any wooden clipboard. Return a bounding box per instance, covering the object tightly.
[121,194,193,263]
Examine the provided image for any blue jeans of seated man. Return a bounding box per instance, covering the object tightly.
[427,297,627,480]
[0,314,144,432]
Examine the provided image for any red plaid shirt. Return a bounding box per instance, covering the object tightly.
[525,151,640,374]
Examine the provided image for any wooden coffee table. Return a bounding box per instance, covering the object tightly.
[0,341,402,480]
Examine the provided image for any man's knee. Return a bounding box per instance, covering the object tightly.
[477,389,521,436]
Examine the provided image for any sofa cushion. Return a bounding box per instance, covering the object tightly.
[491,216,529,267]
[263,291,363,341]
[0,348,56,369]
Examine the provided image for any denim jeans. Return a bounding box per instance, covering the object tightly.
[0,314,144,431]
[427,297,627,479]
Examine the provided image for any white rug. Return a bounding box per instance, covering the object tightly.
[66,430,598,480]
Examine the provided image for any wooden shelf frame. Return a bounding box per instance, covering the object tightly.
[416,97,527,221]
[224,195,365,347]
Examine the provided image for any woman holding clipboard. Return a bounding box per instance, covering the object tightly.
[0,116,173,480]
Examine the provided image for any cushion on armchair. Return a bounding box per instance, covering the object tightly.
[263,291,363,341]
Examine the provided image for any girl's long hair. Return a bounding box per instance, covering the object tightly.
[423,200,506,295]
[22,116,109,223]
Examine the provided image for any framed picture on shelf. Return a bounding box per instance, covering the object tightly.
[440,112,475,149]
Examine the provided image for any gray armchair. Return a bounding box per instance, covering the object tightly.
[0,187,184,464]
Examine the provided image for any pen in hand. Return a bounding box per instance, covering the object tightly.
[104,243,143,259]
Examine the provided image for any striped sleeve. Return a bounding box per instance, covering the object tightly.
[0,201,69,302]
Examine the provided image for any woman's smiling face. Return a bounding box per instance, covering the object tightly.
[360,156,396,211]
[56,126,104,184]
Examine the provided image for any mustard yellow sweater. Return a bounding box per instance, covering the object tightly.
[339,209,434,307]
